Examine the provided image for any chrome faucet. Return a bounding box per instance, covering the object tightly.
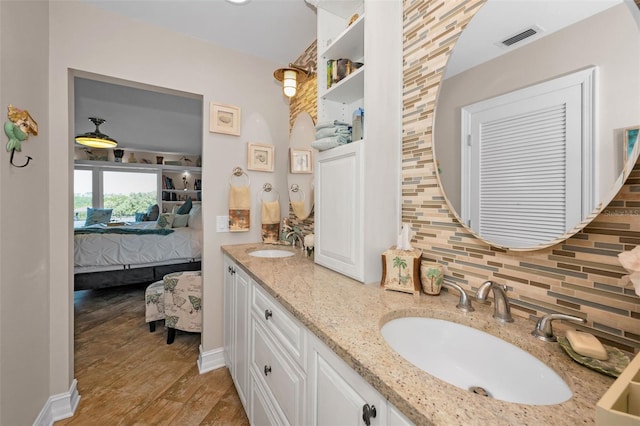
[285,230,304,249]
[476,280,513,323]
[442,281,474,312]
[531,313,587,342]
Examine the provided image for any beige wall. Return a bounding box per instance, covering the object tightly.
[404,0,640,353]
[0,1,51,424]
[436,4,640,212]
[49,0,289,421]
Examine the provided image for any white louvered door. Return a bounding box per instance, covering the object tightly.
[461,67,596,248]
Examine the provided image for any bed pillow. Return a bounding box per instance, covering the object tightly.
[172,214,189,228]
[134,212,147,222]
[156,213,175,229]
[84,208,113,226]
[176,197,192,215]
[146,204,160,221]
[188,205,202,230]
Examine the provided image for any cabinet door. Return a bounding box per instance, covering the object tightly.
[233,265,251,408]
[250,371,282,426]
[223,257,250,411]
[307,333,386,426]
[314,142,363,281]
[223,257,235,369]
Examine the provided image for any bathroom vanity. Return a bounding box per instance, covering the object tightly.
[222,243,615,425]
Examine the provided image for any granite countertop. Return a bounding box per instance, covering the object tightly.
[221,243,615,425]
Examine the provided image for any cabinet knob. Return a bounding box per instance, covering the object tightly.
[228,266,235,274]
[264,365,272,376]
[264,309,273,320]
[362,404,377,426]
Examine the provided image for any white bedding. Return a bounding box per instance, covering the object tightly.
[74,222,202,272]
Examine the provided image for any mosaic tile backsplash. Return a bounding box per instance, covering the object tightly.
[402,0,640,353]
[288,1,639,353]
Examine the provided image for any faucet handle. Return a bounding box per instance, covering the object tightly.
[531,313,586,342]
[442,282,474,312]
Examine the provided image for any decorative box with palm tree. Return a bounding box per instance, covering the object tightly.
[380,247,422,294]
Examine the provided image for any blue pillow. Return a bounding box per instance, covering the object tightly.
[134,212,147,222]
[176,197,192,215]
[85,208,113,226]
[145,204,160,221]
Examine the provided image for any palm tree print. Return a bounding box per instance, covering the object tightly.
[393,256,408,286]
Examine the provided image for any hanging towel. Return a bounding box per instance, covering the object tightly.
[291,200,310,220]
[261,200,281,243]
[229,186,251,232]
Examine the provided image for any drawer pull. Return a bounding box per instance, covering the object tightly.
[264,365,272,376]
[362,404,377,426]
[265,309,273,320]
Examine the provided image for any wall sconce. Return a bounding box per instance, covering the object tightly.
[75,117,118,148]
[273,63,315,98]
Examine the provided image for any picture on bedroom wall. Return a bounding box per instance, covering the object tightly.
[210,102,241,136]
[624,126,640,162]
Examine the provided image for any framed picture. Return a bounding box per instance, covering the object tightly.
[624,126,640,162]
[210,102,241,136]
[290,148,313,174]
[247,142,274,172]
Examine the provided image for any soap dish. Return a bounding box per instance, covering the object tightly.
[558,336,630,378]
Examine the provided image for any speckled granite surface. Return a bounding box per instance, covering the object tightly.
[221,243,615,426]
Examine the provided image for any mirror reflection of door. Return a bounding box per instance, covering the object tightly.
[288,112,316,219]
[433,0,640,250]
[461,67,595,248]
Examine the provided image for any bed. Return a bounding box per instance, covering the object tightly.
[74,221,202,291]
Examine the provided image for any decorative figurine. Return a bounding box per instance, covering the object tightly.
[5,105,37,153]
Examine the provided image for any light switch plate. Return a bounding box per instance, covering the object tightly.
[216,215,229,232]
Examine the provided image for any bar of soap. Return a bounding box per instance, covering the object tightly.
[565,330,608,360]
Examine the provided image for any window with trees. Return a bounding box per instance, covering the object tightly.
[74,166,159,224]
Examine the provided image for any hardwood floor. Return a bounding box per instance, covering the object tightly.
[56,283,249,425]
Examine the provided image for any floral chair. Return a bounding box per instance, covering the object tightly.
[163,271,202,344]
[145,280,166,332]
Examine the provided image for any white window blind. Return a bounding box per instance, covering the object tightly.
[461,67,595,248]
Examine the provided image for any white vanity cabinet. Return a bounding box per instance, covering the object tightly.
[249,284,307,425]
[314,0,403,284]
[223,256,250,410]
[307,331,387,426]
[223,257,414,425]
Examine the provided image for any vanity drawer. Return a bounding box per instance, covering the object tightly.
[251,317,306,426]
[252,283,306,366]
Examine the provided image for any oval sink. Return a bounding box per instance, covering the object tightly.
[381,317,572,405]
[248,249,295,258]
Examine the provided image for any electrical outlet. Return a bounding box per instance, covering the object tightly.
[216,215,229,232]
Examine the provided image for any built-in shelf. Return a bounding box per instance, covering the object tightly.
[322,67,365,103]
[320,14,365,60]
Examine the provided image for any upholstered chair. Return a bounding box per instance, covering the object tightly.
[163,271,202,344]
[144,280,165,332]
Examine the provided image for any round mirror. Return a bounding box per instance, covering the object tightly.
[288,112,315,219]
[434,0,640,250]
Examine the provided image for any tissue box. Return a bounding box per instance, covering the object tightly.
[381,247,422,295]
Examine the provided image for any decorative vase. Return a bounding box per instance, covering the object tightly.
[420,261,444,295]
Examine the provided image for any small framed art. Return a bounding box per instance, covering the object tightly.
[290,148,313,174]
[247,142,274,172]
[624,126,640,162]
[210,102,241,136]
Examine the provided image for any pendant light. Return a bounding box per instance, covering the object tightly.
[273,63,315,98]
[75,117,118,148]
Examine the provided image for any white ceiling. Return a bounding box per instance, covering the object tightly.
[82,0,318,65]
[445,0,624,78]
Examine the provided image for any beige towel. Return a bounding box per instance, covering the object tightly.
[229,186,250,232]
[291,200,309,220]
[261,200,280,225]
[229,186,251,210]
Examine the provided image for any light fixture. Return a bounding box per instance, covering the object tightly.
[273,63,315,98]
[75,117,118,148]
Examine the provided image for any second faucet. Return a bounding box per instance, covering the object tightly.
[476,280,513,323]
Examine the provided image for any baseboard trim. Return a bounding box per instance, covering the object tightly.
[197,344,225,374]
[33,379,81,426]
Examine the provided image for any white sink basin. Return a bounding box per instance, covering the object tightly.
[381,317,572,405]
[248,249,295,258]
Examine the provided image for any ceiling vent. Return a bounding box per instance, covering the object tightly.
[500,25,543,47]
